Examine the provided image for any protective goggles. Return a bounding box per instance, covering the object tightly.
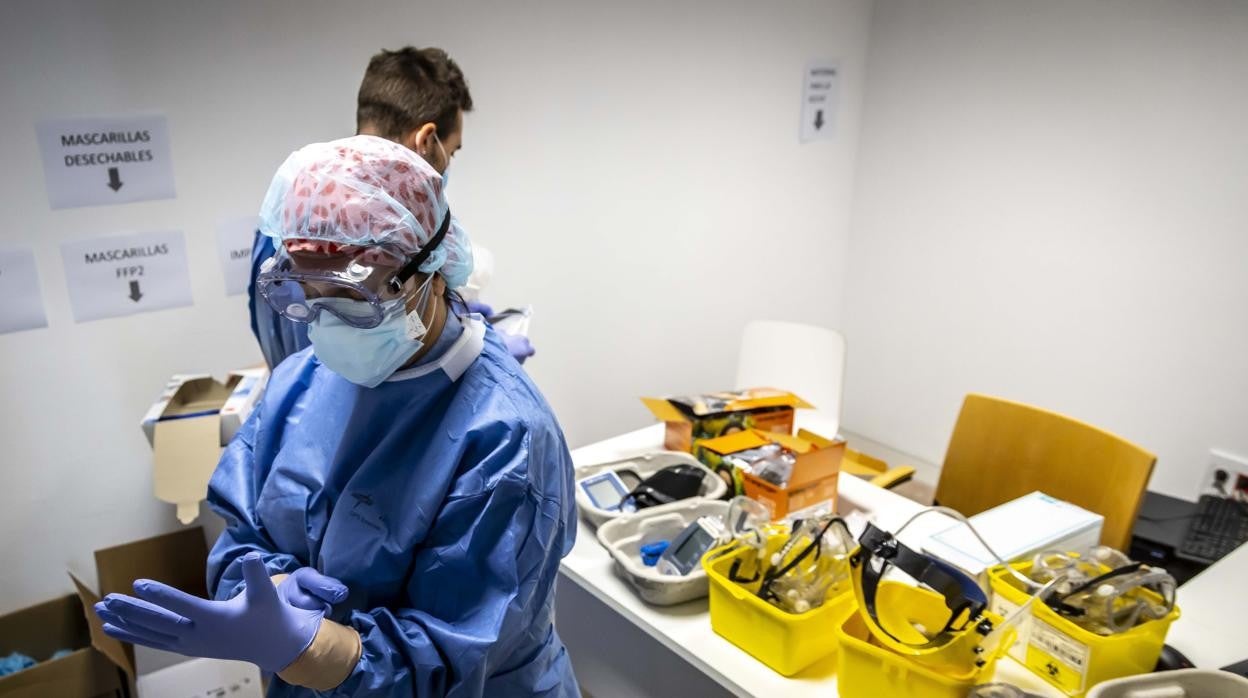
[851,523,992,650]
[1040,556,1176,635]
[256,210,450,329]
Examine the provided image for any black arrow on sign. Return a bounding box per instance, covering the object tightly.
[814,109,825,130]
[107,167,124,192]
[128,280,143,302]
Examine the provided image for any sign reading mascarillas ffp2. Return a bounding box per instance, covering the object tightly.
[35,114,176,209]
[59,230,193,322]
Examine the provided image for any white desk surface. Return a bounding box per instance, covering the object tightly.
[1165,542,1247,669]
[559,425,1065,697]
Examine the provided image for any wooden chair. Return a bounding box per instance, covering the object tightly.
[934,394,1156,551]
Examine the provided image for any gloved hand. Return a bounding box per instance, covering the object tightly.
[278,568,348,614]
[465,300,494,317]
[94,553,323,672]
[501,332,536,364]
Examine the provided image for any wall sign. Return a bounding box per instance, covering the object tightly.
[800,61,840,143]
[216,215,260,297]
[0,246,49,334]
[35,114,176,209]
[60,230,193,322]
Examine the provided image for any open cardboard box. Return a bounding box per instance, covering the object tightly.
[140,369,266,523]
[641,387,811,454]
[0,594,126,698]
[69,527,209,696]
[695,428,843,518]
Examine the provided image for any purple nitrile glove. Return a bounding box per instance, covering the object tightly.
[465,300,494,317]
[94,553,323,672]
[278,567,348,614]
[502,332,536,364]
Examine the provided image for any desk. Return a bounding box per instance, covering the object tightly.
[556,425,1063,697]
[1164,542,1248,670]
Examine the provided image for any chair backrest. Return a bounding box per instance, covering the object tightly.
[934,394,1156,551]
[735,321,846,436]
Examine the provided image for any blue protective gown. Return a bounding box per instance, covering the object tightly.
[249,230,310,369]
[206,313,580,697]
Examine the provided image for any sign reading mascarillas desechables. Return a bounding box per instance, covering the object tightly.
[35,114,176,209]
[216,215,260,296]
[0,246,49,334]
[60,230,193,322]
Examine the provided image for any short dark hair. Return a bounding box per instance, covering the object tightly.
[356,47,473,140]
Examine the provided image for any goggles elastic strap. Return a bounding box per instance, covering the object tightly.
[1045,562,1145,617]
[393,210,452,288]
[757,517,849,603]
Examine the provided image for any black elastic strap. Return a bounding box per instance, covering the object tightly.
[394,210,452,286]
[757,517,849,603]
[1045,562,1144,617]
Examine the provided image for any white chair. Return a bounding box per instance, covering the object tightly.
[734,320,846,436]
[734,320,914,490]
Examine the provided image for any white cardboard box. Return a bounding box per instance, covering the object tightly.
[140,368,268,523]
[136,657,263,698]
[921,491,1104,577]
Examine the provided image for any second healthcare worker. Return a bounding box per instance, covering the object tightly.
[95,136,580,696]
[250,46,536,369]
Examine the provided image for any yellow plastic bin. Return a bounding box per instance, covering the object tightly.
[702,535,854,676]
[836,582,1009,698]
[988,562,1180,697]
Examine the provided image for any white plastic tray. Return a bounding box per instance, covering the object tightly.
[574,451,728,529]
[1085,669,1248,697]
[596,499,730,606]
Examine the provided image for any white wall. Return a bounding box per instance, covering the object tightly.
[0,0,871,613]
[843,0,1248,499]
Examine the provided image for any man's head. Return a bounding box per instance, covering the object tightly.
[355,47,472,174]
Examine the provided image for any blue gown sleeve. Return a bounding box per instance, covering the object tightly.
[249,229,310,370]
[329,424,571,697]
[205,399,301,600]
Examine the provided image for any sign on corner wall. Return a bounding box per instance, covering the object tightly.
[800,60,840,143]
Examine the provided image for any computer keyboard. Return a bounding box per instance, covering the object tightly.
[1178,495,1248,563]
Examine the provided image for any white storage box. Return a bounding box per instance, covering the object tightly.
[574,451,727,529]
[922,491,1103,578]
[596,499,729,606]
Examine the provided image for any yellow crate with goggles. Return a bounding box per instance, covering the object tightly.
[988,548,1180,697]
[702,513,855,676]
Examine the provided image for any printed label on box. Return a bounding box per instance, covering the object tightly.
[1027,618,1089,695]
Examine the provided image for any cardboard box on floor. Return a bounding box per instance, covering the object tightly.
[140,369,266,524]
[68,527,209,697]
[0,594,126,698]
[641,387,812,454]
[695,428,844,518]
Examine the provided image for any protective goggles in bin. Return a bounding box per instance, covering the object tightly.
[1037,552,1177,635]
[256,210,450,329]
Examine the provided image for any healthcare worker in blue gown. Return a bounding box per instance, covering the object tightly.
[94,135,580,697]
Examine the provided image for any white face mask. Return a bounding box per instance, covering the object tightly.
[307,275,434,388]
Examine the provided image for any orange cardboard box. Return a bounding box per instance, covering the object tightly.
[696,429,843,518]
[641,388,812,454]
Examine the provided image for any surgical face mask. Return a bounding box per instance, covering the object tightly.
[307,274,435,388]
